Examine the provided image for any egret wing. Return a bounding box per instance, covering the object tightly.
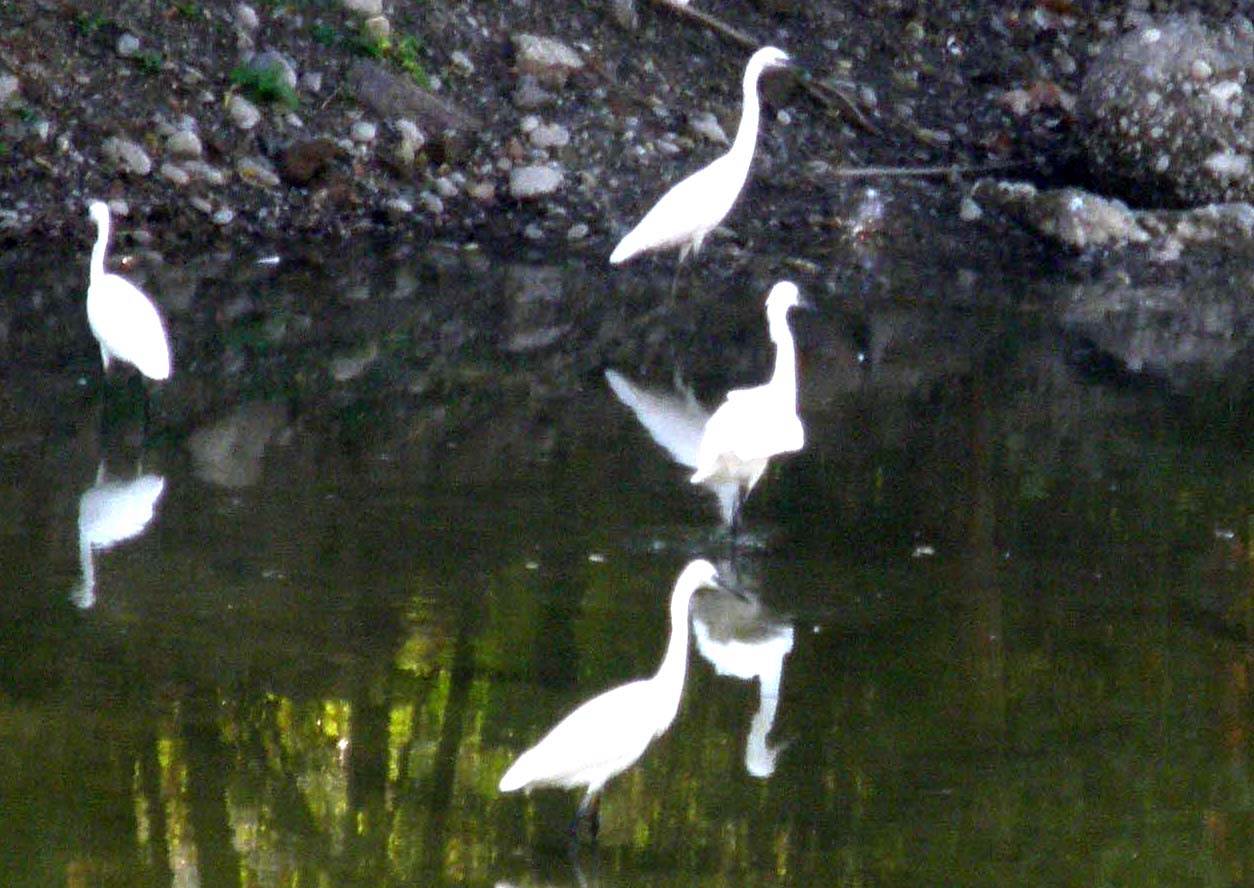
[605,370,708,469]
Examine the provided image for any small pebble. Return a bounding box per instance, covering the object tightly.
[228,94,261,130]
[351,120,378,143]
[160,162,190,186]
[566,222,589,241]
[363,15,390,42]
[212,207,235,226]
[116,33,141,58]
[420,192,445,214]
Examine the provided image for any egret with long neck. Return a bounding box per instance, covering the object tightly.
[498,559,721,841]
[609,46,791,268]
[86,200,173,382]
[691,281,806,531]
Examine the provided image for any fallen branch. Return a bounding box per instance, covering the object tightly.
[643,0,880,134]
[832,160,1029,178]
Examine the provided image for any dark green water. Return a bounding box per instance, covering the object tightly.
[3,246,1254,888]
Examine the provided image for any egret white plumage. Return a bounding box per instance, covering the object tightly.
[691,281,805,528]
[74,463,166,609]
[604,369,739,526]
[608,46,791,268]
[498,559,721,839]
[86,201,172,381]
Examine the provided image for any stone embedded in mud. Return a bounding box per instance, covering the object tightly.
[509,164,564,199]
[347,60,481,135]
[0,74,20,107]
[1079,15,1254,206]
[228,94,262,130]
[528,122,570,149]
[102,136,152,176]
[512,34,584,88]
[246,50,298,91]
[341,0,383,16]
[237,156,281,188]
[166,129,203,159]
[280,138,338,185]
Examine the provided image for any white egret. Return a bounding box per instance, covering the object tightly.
[498,559,721,839]
[691,281,805,529]
[74,463,166,609]
[609,46,791,268]
[692,583,793,777]
[86,201,172,381]
[604,368,739,526]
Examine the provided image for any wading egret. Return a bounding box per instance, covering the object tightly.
[86,201,172,381]
[604,369,739,526]
[691,281,805,529]
[498,559,721,840]
[692,582,793,777]
[609,46,791,269]
[74,463,166,609]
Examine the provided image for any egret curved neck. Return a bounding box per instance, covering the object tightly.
[768,310,798,406]
[728,62,766,175]
[90,215,110,281]
[654,589,696,720]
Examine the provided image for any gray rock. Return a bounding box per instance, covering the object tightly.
[102,136,152,176]
[116,33,141,58]
[512,34,584,88]
[0,74,19,107]
[509,164,564,199]
[341,0,383,15]
[512,75,555,110]
[363,15,390,42]
[1079,15,1254,205]
[237,156,281,188]
[247,50,298,90]
[347,60,481,133]
[234,3,260,32]
[228,94,262,130]
[970,179,1150,249]
[181,160,227,186]
[450,51,475,76]
[351,120,378,143]
[529,122,571,149]
[160,162,191,186]
[166,129,203,159]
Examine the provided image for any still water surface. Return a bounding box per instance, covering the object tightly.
[2,245,1253,888]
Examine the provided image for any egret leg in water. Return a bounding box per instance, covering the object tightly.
[498,560,721,842]
[86,201,173,384]
[608,47,791,280]
[690,281,807,534]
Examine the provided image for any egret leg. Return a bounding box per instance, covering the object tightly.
[571,791,601,844]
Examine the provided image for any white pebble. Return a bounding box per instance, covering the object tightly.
[450,50,475,75]
[566,222,589,241]
[166,129,203,159]
[228,94,261,130]
[160,162,190,186]
[116,33,141,58]
[420,192,445,214]
[351,120,377,143]
[234,3,260,32]
[212,207,235,226]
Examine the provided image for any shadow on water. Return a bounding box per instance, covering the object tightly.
[4,238,1254,886]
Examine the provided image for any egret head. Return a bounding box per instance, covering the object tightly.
[677,559,721,598]
[88,201,110,229]
[750,46,792,74]
[765,281,801,313]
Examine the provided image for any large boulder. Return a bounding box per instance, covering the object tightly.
[1079,15,1254,207]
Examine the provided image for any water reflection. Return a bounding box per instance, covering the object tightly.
[73,461,165,608]
[187,401,289,488]
[691,575,793,778]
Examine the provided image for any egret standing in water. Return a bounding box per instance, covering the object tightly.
[86,201,172,382]
[691,281,805,530]
[498,559,721,841]
[609,46,791,276]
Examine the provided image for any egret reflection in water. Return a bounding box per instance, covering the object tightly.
[692,573,794,777]
[73,463,166,608]
[499,559,721,840]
